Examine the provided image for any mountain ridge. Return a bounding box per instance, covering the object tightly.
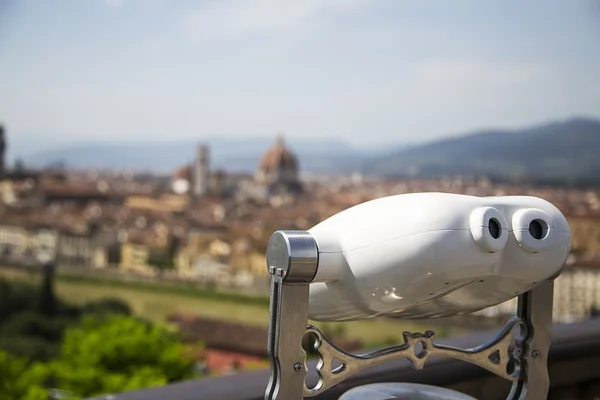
[23,137,394,174]
[19,116,600,183]
[363,117,600,183]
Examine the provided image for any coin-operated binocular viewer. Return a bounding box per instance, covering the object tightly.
[264,193,571,400]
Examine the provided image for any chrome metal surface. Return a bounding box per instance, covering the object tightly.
[304,317,526,397]
[265,279,310,400]
[507,279,554,400]
[338,383,477,400]
[266,230,319,283]
[265,232,319,400]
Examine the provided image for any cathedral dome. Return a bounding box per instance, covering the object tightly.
[173,165,192,181]
[255,136,302,194]
[172,164,192,194]
[258,136,298,173]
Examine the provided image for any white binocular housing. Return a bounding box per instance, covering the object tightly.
[266,193,571,322]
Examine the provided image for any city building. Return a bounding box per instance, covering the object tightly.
[255,136,303,195]
[0,124,5,175]
[193,145,210,197]
[171,144,211,197]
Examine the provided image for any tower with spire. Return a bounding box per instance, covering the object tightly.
[193,144,210,197]
[0,124,6,175]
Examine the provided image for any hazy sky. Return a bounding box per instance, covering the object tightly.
[1,0,599,158]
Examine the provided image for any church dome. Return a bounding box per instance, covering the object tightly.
[258,136,298,173]
[173,165,192,181]
[172,164,192,194]
[255,136,302,194]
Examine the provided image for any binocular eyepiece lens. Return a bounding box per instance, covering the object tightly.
[488,218,501,239]
[529,219,547,240]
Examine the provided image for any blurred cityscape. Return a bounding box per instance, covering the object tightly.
[3,125,600,285]
[2,123,600,282]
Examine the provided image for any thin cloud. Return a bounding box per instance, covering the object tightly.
[413,59,549,87]
[181,0,372,42]
[104,0,124,9]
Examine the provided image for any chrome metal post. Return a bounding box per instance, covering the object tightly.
[508,279,554,400]
[265,231,319,400]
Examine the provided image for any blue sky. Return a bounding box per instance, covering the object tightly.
[1,0,599,159]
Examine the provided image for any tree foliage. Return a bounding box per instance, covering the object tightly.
[0,278,78,361]
[47,315,199,398]
[1,279,198,399]
[0,278,131,361]
[0,351,49,400]
[0,315,200,399]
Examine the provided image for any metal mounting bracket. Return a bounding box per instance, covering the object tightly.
[264,230,555,400]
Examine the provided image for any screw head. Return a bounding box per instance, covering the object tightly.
[294,362,303,371]
[531,350,540,358]
[514,348,522,357]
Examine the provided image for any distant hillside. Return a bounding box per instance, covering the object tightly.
[363,118,600,183]
[24,137,392,174]
[20,117,600,182]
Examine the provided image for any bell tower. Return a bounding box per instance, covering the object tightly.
[193,144,210,197]
[0,124,6,175]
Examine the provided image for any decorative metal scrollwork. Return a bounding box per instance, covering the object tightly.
[303,317,527,397]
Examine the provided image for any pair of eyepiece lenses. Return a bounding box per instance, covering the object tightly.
[487,218,547,240]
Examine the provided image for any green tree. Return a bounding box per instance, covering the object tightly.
[48,315,200,398]
[0,278,78,362]
[0,312,65,360]
[0,350,50,400]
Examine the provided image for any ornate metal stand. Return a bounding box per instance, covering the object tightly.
[264,231,555,400]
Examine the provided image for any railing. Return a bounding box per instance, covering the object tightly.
[86,318,600,400]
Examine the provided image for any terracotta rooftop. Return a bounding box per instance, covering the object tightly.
[258,136,298,173]
[168,313,269,357]
[173,165,192,181]
[39,182,110,199]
